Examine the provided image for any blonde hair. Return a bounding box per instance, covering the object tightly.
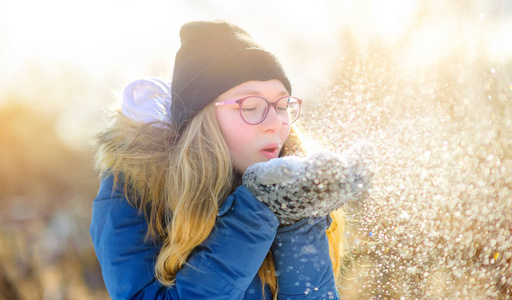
[94,102,346,298]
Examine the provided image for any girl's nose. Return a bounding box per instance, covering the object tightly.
[260,106,283,131]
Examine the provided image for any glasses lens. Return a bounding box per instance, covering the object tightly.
[240,97,268,124]
[276,97,301,124]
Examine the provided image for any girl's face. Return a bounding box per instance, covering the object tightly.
[215,79,291,173]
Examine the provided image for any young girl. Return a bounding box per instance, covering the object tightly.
[90,20,372,299]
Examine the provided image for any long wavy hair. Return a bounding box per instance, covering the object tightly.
[94,101,346,298]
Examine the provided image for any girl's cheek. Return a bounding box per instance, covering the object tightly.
[281,125,291,141]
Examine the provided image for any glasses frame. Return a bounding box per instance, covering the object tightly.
[215,96,303,125]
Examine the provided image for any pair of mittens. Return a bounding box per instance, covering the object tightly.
[243,140,375,225]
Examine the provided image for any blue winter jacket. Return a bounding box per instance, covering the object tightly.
[90,175,339,299]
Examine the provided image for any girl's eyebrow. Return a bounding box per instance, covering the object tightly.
[232,90,290,98]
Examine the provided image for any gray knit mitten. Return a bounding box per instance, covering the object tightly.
[243,140,375,225]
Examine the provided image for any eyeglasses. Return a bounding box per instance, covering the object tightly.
[215,96,302,125]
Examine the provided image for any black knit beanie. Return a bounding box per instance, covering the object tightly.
[170,20,292,129]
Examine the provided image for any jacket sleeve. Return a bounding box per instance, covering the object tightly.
[90,175,279,300]
[271,216,340,300]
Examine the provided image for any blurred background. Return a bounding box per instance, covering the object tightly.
[1,0,511,299]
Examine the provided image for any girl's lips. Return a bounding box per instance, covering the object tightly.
[260,143,280,159]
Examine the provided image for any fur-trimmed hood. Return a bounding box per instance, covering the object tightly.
[94,112,174,206]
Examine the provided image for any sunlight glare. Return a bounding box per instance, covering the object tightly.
[402,20,456,70]
[486,20,512,63]
[369,0,419,43]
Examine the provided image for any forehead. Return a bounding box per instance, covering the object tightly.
[218,79,289,100]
